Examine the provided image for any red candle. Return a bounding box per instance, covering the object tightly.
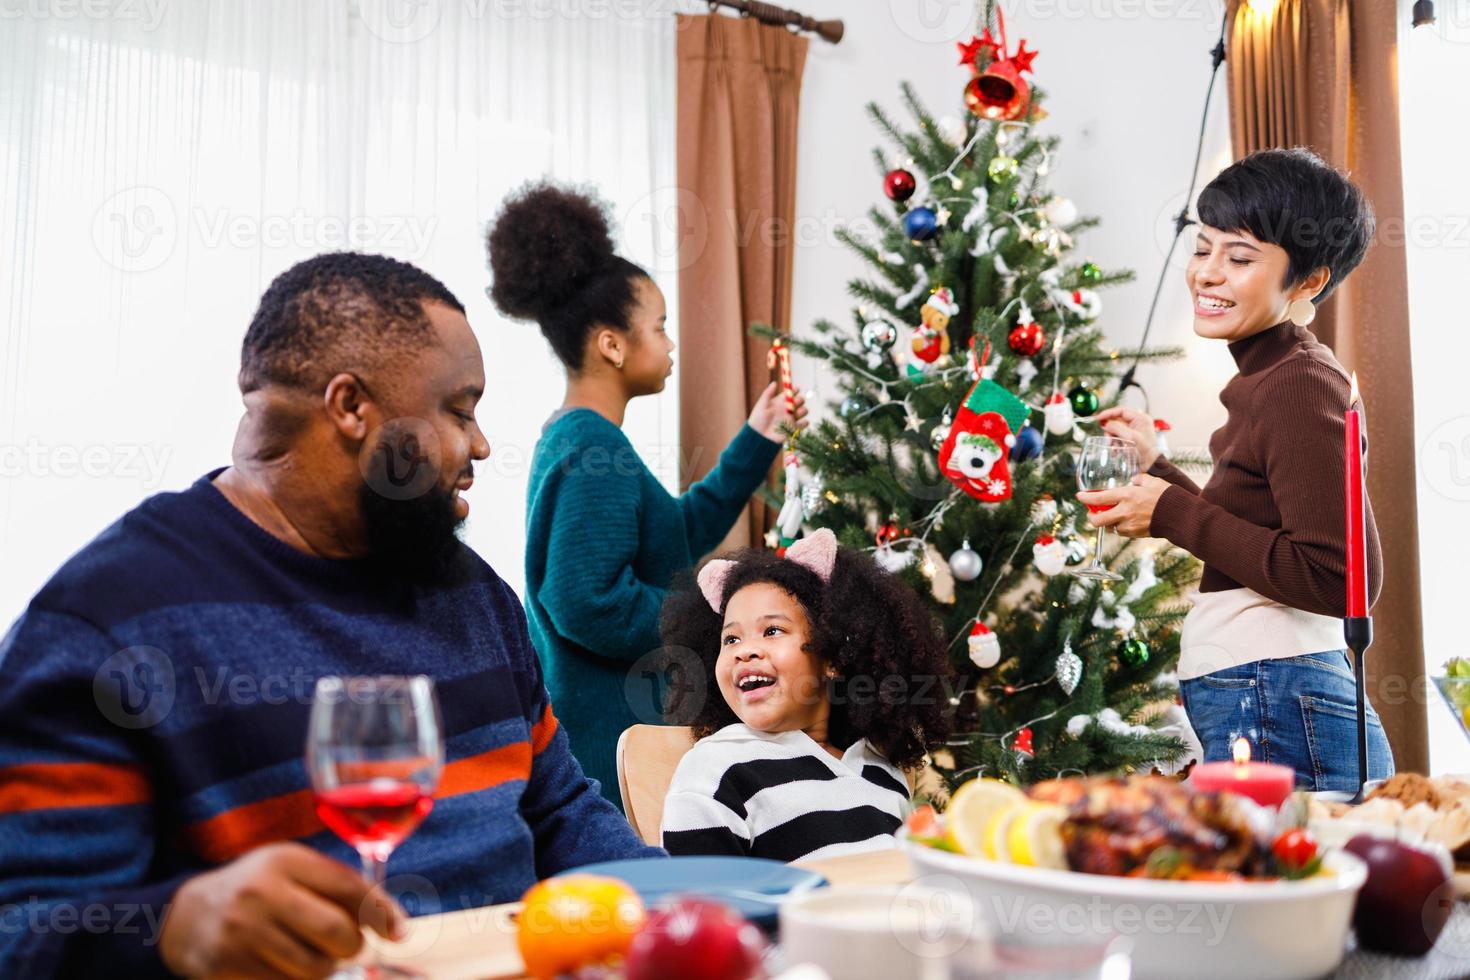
[1344,372,1369,618]
[1189,738,1295,809]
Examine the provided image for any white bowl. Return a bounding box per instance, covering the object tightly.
[780,885,988,980]
[901,835,1366,980]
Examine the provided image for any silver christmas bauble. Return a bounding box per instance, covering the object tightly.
[1056,645,1083,696]
[801,477,827,519]
[948,542,983,582]
[861,320,898,353]
[930,422,952,451]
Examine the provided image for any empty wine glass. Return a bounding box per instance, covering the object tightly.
[1072,436,1138,583]
[307,676,443,979]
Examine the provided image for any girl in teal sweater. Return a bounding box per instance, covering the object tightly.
[486,183,806,802]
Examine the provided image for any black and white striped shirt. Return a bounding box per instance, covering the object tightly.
[660,724,909,863]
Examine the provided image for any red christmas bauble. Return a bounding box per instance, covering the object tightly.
[876,522,901,548]
[1007,322,1046,357]
[1014,727,1034,757]
[883,168,917,203]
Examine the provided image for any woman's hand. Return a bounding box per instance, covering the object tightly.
[748,382,809,443]
[1077,474,1171,538]
[1094,406,1161,472]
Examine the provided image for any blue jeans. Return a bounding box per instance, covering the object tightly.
[1180,650,1395,793]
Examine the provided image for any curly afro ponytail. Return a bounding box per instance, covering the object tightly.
[485,182,649,370]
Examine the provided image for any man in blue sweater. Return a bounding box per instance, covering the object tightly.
[0,253,662,978]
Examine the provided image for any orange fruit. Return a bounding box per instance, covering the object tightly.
[517,874,647,979]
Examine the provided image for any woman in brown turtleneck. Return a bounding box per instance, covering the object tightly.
[1077,148,1394,793]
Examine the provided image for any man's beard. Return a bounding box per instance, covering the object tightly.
[358,478,467,584]
[358,425,470,585]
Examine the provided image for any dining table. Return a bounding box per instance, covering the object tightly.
[356,849,910,979]
[355,847,1470,979]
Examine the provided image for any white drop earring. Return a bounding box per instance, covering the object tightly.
[1287,298,1316,327]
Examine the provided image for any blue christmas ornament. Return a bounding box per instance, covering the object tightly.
[1010,423,1043,462]
[902,206,939,241]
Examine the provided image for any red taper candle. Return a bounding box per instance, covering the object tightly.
[1344,372,1369,618]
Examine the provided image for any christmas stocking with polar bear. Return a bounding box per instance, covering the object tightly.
[937,377,1032,502]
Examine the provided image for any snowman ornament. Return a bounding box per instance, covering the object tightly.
[774,449,803,556]
[1032,533,1069,576]
[968,622,1001,669]
[1044,392,1075,436]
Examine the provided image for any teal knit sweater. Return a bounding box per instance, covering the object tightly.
[524,409,781,803]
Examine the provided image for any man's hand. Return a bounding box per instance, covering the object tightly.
[1077,474,1171,539]
[159,843,407,979]
[1093,406,1161,472]
[747,382,809,443]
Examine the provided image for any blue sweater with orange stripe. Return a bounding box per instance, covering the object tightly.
[0,471,662,977]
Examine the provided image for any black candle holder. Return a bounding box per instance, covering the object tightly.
[1345,615,1374,804]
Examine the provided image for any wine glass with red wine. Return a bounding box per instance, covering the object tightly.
[307,675,443,978]
[1072,436,1138,583]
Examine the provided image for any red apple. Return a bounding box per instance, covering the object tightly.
[624,899,766,980]
[1344,834,1454,956]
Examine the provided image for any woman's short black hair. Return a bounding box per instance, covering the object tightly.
[484,182,649,370]
[1196,147,1375,305]
[660,546,956,771]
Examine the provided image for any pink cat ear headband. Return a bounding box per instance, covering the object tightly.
[696,528,838,613]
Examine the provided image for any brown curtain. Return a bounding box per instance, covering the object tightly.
[1226,0,1428,774]
[676,13,808,550]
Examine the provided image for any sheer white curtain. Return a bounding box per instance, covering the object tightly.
[0,1,678,623]
[1400,2,1470,773]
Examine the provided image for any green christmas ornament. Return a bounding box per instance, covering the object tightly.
[988,155,1019,184]
[1007,191,1022,209]
[1119,637,1150,666]
[1080,261,1102,284]
[1067,384,1100,418]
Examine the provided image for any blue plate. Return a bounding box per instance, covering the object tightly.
[554,855,827,926]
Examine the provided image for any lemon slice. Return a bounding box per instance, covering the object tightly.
[984,800,1026,861]
[944,778,1026,857]
[1006,802,1069,869]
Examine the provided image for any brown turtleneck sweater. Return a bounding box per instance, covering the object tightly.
[1148,320,1383,619]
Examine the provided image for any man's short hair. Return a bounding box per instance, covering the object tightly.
[240,252,465,393]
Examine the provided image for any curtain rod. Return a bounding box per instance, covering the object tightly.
[703,0,844,43]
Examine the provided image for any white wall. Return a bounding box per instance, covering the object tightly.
[788,1,1236,468]
[1399,5,1470,775]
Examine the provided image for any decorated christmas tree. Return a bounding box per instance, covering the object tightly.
[761,3,1205,791]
